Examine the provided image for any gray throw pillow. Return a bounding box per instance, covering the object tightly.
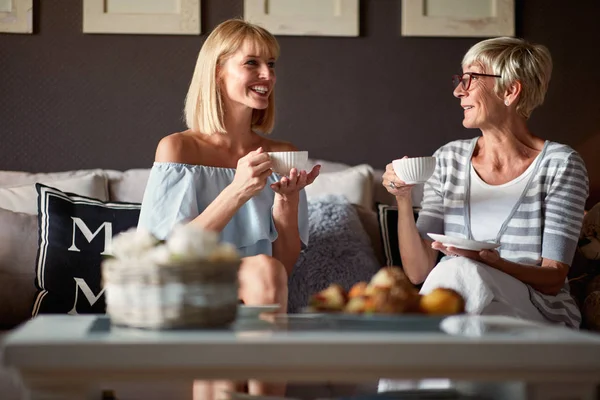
[288,195,381,313]
[0,208,38,328]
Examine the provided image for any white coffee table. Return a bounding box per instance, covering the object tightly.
[2,314,600,400]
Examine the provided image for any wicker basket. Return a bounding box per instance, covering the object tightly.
[102,258,240,329]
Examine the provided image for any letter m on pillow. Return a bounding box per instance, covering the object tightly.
[68,278,106,315]
[32,184,140,317]
[68,217,113,255]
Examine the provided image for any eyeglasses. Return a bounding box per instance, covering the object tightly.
[452,72,501,90]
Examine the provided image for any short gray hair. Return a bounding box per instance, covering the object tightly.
[462,37,552,119]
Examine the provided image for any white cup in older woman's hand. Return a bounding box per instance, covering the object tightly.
[392,156,436,184]
[267,151,308,176]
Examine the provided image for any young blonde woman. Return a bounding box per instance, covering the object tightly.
[138,19,320,399]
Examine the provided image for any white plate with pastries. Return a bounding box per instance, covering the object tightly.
[427,233,500,251]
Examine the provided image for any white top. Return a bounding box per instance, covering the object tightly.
[469,156,538,241]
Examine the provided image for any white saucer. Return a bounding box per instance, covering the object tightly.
[237,304,280,319]
[401,180,425,185]
[427,233,500,251]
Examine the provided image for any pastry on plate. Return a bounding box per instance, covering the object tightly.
[309,284,347,312]
[419,287,465,315]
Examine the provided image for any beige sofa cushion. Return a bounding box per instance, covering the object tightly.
[309,158,353,173]
[105,169,150,203]
[0,171,109,214]
[0,208,38,328]
[310,159,421,208]
[0,169,107,187]
[305,164,374,209]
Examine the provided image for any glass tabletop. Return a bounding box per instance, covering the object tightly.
[90,313,447,335]
[254,313,448,333]
[86,313,599,341]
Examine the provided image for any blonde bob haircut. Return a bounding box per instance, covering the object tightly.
[184,19,280,134]
[462,37,552,119]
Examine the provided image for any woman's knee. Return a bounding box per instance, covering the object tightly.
[257,255,287,294]
[421,258,487,294]
[240,255,287,304]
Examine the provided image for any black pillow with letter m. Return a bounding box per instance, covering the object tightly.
[377,203,420,267]
[32,183,141,316]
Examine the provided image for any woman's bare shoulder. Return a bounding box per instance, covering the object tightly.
[155,130,208,163]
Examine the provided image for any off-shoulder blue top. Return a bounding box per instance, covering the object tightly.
[137,162,309,258]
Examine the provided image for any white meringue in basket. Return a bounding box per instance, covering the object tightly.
[166,224,219,261]
[392,156,437,184]
[268,151,308,176]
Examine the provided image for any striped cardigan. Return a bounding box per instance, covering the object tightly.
[416,138,589,328]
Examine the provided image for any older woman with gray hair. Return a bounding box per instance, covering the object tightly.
[382,37,589,329]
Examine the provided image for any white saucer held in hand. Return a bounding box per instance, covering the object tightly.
[427,233,500,251]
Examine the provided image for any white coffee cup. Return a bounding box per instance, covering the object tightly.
[267,151,309,175]
[392,156,436,184]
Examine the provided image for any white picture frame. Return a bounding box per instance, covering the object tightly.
[244,0,359,37]
[0,0,32,34]
[401,0,514,37]
[83,0,200,35]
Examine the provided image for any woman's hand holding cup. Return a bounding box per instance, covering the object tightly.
[231,147,273,201]
[383,155,436,198]
[383,159,414,199]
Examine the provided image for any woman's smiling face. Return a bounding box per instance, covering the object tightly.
[218,39,277,112]
[453,64,505,130]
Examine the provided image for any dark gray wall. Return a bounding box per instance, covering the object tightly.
[1,0,599,205]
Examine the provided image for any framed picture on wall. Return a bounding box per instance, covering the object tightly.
[244,0,359,37]
[401,0,514,37]
[0,0,33,34]
[83,0,200,35]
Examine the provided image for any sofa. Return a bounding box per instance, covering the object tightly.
[2,159,598,400]
[0,158,416,400]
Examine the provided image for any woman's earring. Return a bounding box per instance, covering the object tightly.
[504,99,510,106]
